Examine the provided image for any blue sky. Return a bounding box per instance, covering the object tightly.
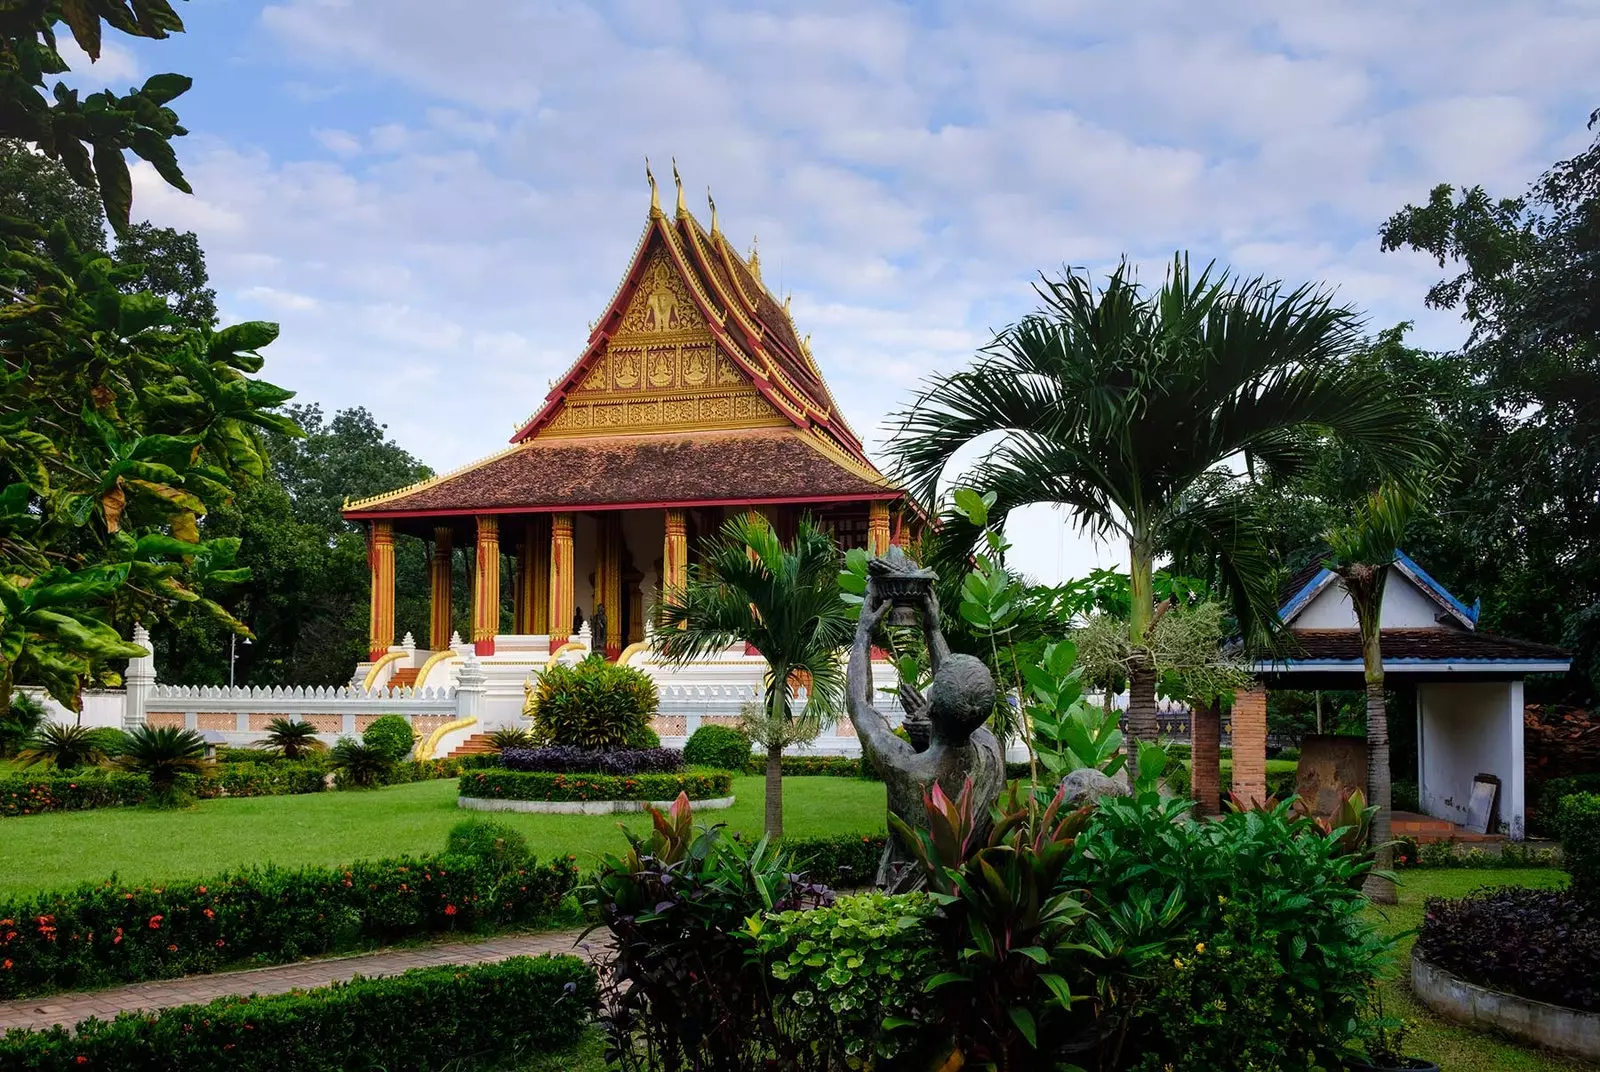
[74,0,1600,582]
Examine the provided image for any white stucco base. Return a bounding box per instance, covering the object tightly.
[1413,954,1600,1061]
[458,794,737,815]
[1417,679,1526,839]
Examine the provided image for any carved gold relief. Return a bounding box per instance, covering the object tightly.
[715,354,743,385]
[543,390,784,436]
[616,253,703,339]
[683,347,710,385]
[647,348,674,387]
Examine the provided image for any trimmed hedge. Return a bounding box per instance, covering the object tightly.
[1,771,155,817]
[0,847,577,998]
[1558,792,1600,912]
[748,754,873,779]
[502,745,684,775]
[685,724,753,770]
[0,954,597,1071]
[458,767,732,803]
[785,833,887,888]
[195,761,327,799]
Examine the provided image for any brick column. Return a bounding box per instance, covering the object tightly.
[1191,697,1222,815]
[520,516,550,634]
[429,526,452,651]
[598,513,623,659]
[1231,684,1269,806]
[548,512,575,647]
[472,515,499,656]
[868,501,891,556]
[367,520,395,660]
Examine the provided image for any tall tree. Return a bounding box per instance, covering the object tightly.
[1324,481,1424,904]
[889,256,1438,774]
[653,515,853,839]
[1379,109,1600,701]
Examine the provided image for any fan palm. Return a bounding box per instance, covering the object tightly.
[1324,480,1424,904]
[116,725,208,793]
[330,737,392,789]
[890,256,1438,775]
[262,717,325,760]
[653,515,853,838]
[19,722,115,770]
[0,691,46,758]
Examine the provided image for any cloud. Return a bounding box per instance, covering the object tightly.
[53,36,141,89]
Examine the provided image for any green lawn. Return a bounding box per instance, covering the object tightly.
[0,776,888,897]
[1368,868,1595,1071]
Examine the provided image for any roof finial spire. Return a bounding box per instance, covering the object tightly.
[748,234,761,281]
[671,157,686,217]
[707,186,718,235]
[645,157,661,216]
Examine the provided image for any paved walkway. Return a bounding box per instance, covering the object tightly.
[0,928,594,1033]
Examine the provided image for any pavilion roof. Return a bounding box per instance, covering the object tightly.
[1257,627,1569,673]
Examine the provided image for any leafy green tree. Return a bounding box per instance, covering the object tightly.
[0,138,103,249]
[654,515,853,838]
[1,0,194,231]
[114,221,216,326]
[1323,481,1425,904]
[889,256,1438,774]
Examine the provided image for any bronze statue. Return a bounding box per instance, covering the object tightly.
[847,555,1005,888]
[592,603,608,658]
[572,605,585,637]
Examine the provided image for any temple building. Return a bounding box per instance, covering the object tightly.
[343,169,906,691]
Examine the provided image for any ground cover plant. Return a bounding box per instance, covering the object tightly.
[1415,885,1599,1012]
[500,745,683,774]
[459,767,730,803]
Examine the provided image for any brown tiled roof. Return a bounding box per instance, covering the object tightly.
[344,428,895,517]
[1282,628,1569,663]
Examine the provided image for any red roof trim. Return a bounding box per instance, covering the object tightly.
[344,490,903,522]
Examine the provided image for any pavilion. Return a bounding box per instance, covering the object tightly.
[343,169,907,672]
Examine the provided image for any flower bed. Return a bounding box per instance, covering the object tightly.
[501,745,683,774]
[458,767,731,804]
[0,832,578,998]
[1415,886,1600,1012]
[0,954,596,1071]
[1,771,154,817]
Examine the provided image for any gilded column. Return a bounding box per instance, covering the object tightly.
[548,512,575,647]
[472,515,500,656]
[520,516,550,634]
[598,513,624,659]
[663,509,689,596]
[429,525,452,651]
[367,520,395,661]
[868,501,891,557]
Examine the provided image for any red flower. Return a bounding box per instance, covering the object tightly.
[197,886,207,894]
[75,1057,88,1065]
[215,939,226,948]
[148,915,163,929]
[203,908,215,919]
[444,904,458,916]
[113,928,124,945]
[167,944,178,953]
[2,959,12,970]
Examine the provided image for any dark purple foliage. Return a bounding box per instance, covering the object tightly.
[1416,887,1600,1011]
[500,745,684,775]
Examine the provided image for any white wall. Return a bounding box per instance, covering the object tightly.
[1418,680,1526,839]
[1294,572,1451,630]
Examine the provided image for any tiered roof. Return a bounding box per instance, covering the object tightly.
[345,167,896,522]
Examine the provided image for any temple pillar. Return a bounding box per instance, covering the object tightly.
[868,501,891,557]
[472,515,500,656]
[1231,685,1269,807]
[1191,697,1223,815]
[367,520,395,660]
[429,525,452,651]
[549,512,575,647]
[598,513,624,659]
[520,516,550,634]
[663,508,689,595]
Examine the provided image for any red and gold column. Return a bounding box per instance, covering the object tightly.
[429,525,452,651]
[868,501,891,557]
[663,508,688,598]
[472,515,500,656]
[367,520,395,660]
[598,513,623,659]
[520,516,551,635]
[548,512,575,647]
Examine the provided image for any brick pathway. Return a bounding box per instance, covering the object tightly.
[0,928,595,1033]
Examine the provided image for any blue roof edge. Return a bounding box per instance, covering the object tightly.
[1394,550,1479,627]
[1277,567,1332,622]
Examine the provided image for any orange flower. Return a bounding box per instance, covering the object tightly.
[203,908,215,919]
[148,915,163,929]
[167,944,178,953]
[444,904,458,916]
[2,959,12,970]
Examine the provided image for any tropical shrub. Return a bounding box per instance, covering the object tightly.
[18,723,118,770]
[0,835,579,998]
[1557,792,1600,911]
[758,891,946,1067]
[444,818,529,874]
[500,745,683,775]
[362,713,415,761]
[685,723,753,769]
[627,723,662,749]
[1410,839,1563,869]
[115,725,208,793]
[376,754,500,785]
[261,717,326,760]
[1536,773,1600,832]
[458,768,730,804]
[582,794,829,1071]
[1416,887,1599,1011]
[329,736,391,788]
[487,725,536,751]
[527,654,657,749]
[0,691,45,758]
[0,954,597,1072]
[0,771,158,817]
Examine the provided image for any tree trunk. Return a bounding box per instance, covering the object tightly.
[1125,543,1156,782]
[1126,662,1158,782]
[764,741,784,841]
[1362,678,1397,903]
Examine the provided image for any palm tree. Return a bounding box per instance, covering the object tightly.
[262,717,326,760]
[19,722,115,770]
[330,737,392,788]
[117,725,209,794]
[1324,481,1423,905]
[0,691,46,758]
[653,515,853,839]
[890,256,1438,776]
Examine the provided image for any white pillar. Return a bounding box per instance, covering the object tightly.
[1507,678,1526,841]
[456,653,487,722]
[123,623,155,732]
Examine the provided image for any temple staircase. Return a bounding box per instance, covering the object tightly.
[446,733,496,758]
[386,668,420,691]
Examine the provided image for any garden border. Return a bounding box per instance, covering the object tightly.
[459,794,737,815]
[1412,953,1600,1061]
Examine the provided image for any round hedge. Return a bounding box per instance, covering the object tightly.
[363,714,416,762]
[627,723,662,749]
[684,724,752,770]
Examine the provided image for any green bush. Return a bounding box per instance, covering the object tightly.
[196,761,327,799]
[784,833,887,887]
[759,891,945,1066]
[0,771,157,817]
[330,737,392,788]
[1411,839,1564,869]
[0,837,578,999]
[458,767,731,803]
[445,818,529,873]
[527,654,657,749]
[1535,773,1600,834]
[362,714,416,762]
[1557,792,1600,911]
[214,746,287,765]
[626,723,662,749]
[1392,778,1420,813]
[376,754,500,785]
[0,954,596,1071]
[747,754,870,778]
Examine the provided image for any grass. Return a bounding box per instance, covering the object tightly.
[0,775,887,897]
[1368,868,1595,1071]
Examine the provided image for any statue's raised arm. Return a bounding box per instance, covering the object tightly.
[846,579,908,765]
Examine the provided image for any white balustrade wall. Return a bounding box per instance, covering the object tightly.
[651,682,909,757]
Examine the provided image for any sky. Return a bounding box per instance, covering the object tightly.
[73,0,1600,584]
